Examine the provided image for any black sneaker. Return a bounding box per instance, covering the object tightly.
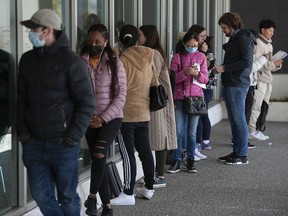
[248,142,256,149]
[186,158,197,173]
[84,196,97,216]
[225,155,249,165]
[218,152,237,162]
[101,205,113,216]
[167,160,180,173]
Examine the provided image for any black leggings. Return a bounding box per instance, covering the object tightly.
[85,118,122,205]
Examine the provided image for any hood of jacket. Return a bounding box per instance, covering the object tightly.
[235,28,257,45]
[120,46,154,71]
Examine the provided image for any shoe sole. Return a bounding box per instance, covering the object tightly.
[187,170,197,173]
[249,135,266,141]
[85,209,97,216]
[248,146,256,149]
[153,183,166,189]
[166,169,180,173]
[110,201,135,206]
[136,191,153,200]
[225,161,249,165]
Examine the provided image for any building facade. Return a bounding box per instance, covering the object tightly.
[0,0,287,215]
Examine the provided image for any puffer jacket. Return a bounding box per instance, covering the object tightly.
[221,28,256,87]
[170,51,208,100]
[17,32,95,145]
[120,46,156,122]
[81,52,126,123]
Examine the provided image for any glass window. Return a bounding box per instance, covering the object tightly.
[172,0,181,54]
[142,0,160,29]
[0,0,17,214]
[114,0,137,43]
[76,0,109,172]
[76,0,108,53]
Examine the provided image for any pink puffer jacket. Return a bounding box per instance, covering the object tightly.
[170,51,208,100]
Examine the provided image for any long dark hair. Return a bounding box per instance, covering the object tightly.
[139,25,167,65]
[80,24,118,98]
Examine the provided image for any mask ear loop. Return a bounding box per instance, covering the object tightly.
[99,41,107,58]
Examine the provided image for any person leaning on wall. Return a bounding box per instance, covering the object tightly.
[79,23,127,216]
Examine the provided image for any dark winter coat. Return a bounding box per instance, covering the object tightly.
[221,28,256,87]
[17,32,95,146]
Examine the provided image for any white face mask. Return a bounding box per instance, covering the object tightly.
[28,31,46,47]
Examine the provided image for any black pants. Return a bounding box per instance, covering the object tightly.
[85,118,122,205]
[120,122,155,194]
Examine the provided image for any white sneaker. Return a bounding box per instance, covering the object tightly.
[110,192,135,205]
[194,148,207,160]
[138,177,145,184]
[249,131,266,141]
[135,186,154,200]
[194,155,201,161]
[258,131,269,140]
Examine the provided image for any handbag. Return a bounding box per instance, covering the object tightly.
[149,66,168,112]
[179,54,207,115]
[106,161,123,199]
[183,96,208,115]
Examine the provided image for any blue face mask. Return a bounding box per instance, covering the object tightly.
[28,31,45,47]
[185,47,198,54]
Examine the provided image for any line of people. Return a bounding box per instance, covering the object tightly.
[17,8,283,216]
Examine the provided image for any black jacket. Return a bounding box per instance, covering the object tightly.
[221,28,256,87]
[17,32,95,145]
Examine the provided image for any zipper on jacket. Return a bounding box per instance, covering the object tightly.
[61,105,67,128]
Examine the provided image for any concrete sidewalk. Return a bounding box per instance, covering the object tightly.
[112,120,288,216]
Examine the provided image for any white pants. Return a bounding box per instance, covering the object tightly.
[248,81,272,132]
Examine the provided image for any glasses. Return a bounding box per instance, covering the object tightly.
[199,34,207,38]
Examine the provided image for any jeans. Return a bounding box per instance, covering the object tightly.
[173,100,199,160]
[22,138,80,216]
[121,122,155,193]
[222,86,249,156]
[197,89,213,142]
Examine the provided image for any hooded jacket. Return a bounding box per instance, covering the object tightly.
[17,32,95,145]
[221,28,256,87]
[120,46,156,122]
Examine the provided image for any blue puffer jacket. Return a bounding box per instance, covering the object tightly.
[17,32,95,145]
[221,28,256,87]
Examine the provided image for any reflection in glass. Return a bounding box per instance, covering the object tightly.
[0,0,14,213]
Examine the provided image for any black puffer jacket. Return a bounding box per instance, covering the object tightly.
[17,32,95,145]
[221,28,256,87]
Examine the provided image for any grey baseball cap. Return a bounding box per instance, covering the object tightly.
[20,9,62,30]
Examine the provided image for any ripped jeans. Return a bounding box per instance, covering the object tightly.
[85,118,122,204]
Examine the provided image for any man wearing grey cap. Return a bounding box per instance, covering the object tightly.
[18,9,95,216]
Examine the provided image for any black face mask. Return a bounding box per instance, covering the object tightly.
[87,44,103,57]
